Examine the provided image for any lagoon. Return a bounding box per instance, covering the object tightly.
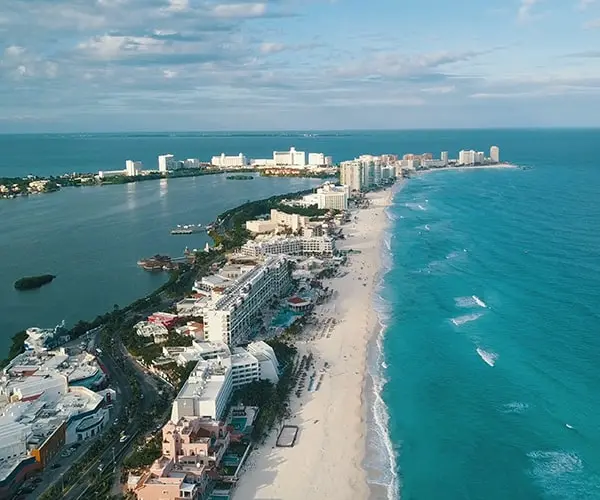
[0,175,321,357]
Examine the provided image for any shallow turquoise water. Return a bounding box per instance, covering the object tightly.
[380,148,600,498]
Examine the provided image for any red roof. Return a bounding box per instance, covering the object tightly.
[288,296,309,305]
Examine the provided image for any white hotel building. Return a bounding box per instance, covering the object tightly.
[240,236,335,259]
[170,341,279,421]
[158,154,176,172]
[340,161,364,192]
[316,183,349,210]
[125,160,142,176]
[211,153,248,168]
[203,256,292,346]
[273,147,306,167]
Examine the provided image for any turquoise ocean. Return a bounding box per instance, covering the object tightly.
[368,131,600,499]
[2,130,600,498]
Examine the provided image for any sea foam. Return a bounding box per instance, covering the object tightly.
[476,347,498,367]
[454,295,487,309]
[362,203,400,500]
[502,402,529,414]
[450,312,483,326]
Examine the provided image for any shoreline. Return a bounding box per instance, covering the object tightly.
[416,163,518,175]
[364,180,405,500]
[233,187,395,500]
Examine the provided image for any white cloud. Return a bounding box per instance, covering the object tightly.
[4,45,26,57]
[260,42,286,54]
[579,0,596,10]
[165,0,189,12]
[518,0,539,22]
[421,86,456,94]
[78,35,164,60]
[211,3,267,18]
[584,17,600,28]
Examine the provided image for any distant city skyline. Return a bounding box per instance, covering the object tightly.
[1,0,600,132]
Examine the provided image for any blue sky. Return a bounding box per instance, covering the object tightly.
[0,0,599,131]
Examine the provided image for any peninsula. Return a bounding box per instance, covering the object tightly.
[14,274,56,291]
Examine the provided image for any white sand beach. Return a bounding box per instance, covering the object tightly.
[233,188,395,500]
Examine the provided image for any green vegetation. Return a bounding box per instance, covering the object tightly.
[275,204,329,218]
[0,331,28,369]
[123,434,162,470]
[208,189,316,251]
[260,171,337,180]
[234,340,298,441]
[0,176,60,197]
[14,274,56,290]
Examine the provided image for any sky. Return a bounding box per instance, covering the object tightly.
[1,0,600,132]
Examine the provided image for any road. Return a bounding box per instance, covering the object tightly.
[61,334,168,500]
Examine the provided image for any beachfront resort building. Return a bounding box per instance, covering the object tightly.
[240,236,335,259]
[125,160,142,176]
[316,183,348,210]
[203,256,292,346]
[127,455,210,500]
[127,417,232,500]
[308,153,333,166]
[490,146,500,163]
[183,158,200,169]
[340,161,364,192]
[441,151,449,166]
[170,340,279,422]
[274,147,306,167]
[245,209,311,234]
[458,150,485,166]
[170,358,232,421]
[211,153,248,168]
[158,154,176,172]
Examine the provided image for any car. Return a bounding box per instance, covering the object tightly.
[71,442,81,449]
[119,435,128,443]
[51,463,61,469]
[97,464,104,472]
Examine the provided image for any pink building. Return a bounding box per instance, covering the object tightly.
[128,456,209,500]
[129,418,231,500]
[162,418,230,469]
[148,312,179,329]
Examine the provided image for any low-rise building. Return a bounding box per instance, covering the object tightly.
[127,456,210,500]
[246,209,311,234]
[0,370,109,496]
[135,322,169,344]
[148,312,179,329]
[239,236,334,258]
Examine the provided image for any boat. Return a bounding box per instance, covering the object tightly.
[170,224,205,235]
[137,254,178,271]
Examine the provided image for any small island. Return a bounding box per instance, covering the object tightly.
[14,274,56,291]
[226,175,254,180]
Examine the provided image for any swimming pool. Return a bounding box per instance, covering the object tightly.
[271,308,301,328]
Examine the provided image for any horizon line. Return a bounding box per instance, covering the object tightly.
[1,126,600,135]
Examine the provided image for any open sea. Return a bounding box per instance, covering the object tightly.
[2,129,600,499]
[368,129,600,499]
